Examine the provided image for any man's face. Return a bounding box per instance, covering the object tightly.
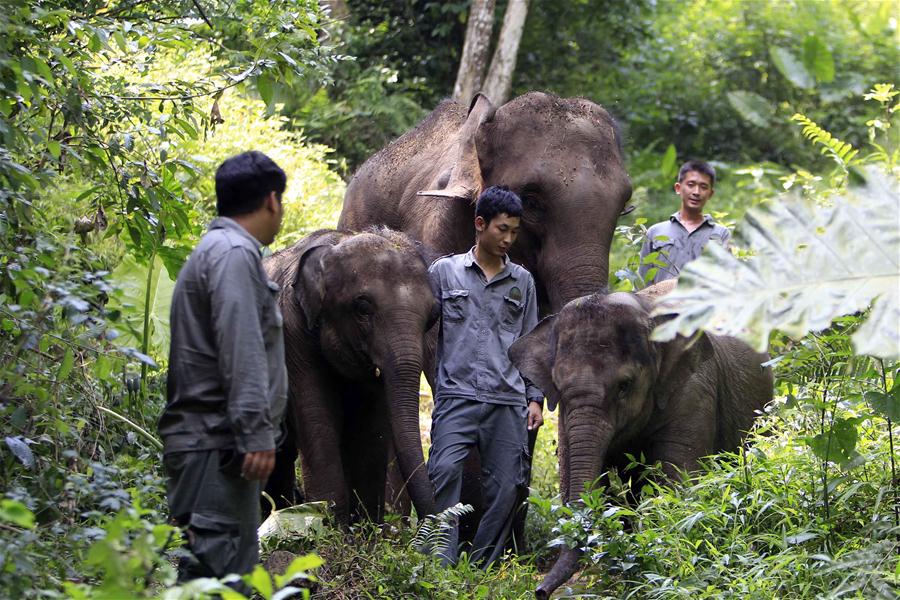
[262,191,284,246]
[475,212,520,258]
[674,170,714,213]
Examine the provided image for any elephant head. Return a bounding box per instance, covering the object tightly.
[509,292,665,598]
[290,228,439,518]
[419,92,633,314]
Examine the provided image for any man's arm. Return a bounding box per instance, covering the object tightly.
[719,227,732,249]
[521,277,544,430]
[209,248,275,479]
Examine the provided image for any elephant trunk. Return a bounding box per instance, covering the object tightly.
[381,337,436,518]
[537,399,613,598]
[540,242,609,313]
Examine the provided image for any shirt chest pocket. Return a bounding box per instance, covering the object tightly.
[442,289,469,322]
[651,239,676,254]
[500,295,523,332]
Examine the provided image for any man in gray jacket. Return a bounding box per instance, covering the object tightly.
[159,151,288,583]
[428,186,544,567]
[639,159,731,285]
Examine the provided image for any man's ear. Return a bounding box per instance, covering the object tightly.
[292,243,331,328]
[474,215,486,233]
[509,315,561,411]
[673,181,682,194]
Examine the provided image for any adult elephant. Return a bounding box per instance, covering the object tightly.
[340,91,632,542]
[262,228,438,525]
[510,291,773,599]
[339,91,632,316]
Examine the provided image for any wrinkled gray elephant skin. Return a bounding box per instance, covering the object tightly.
[510,291,773,599]
[262,228,438,525]
[340,91,632,316]
[340,90,632,546]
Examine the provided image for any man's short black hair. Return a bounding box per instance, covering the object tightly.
[215,151,287,217]
[677,160,716,186]
[475,185,523,224]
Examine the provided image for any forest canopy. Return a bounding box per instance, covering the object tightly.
[1,1,898,598]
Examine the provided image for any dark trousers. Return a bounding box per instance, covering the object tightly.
[163,449,261,583]
[427,397,529,566]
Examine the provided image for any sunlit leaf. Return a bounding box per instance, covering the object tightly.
[653,167,900,360]
[770,46,814,89]
[56,347,74,381]
[804,418,863,465]
[0,499,35,528]
[726,91,774,127]
[802,35,834,83]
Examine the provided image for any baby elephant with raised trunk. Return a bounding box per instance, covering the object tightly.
[262,228,438,525]
[509,291,773,599]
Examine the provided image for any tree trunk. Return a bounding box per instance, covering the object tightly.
[482,0,529,105]
[452,0,496,103]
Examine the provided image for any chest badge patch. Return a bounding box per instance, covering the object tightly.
[508,286,522,302]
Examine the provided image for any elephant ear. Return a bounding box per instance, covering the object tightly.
[416,93,496,203]
[509,315,561,411]
[292,243,332,328]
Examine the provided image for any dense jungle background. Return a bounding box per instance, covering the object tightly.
[1,0,898,598]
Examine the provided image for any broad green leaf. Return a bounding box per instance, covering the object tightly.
[0,499,35,528]
[257,74,275,107]
[653,167,900,360]
[770,46,814,89]
[866,391,900,422]
[802,35,835,83]
[56,347,74,381]
[107,254,175,356]
[804,418,862,465]
[726,91,774,128]
[246,565,273,600]
[47,140,61,159]
[660,143,677,179]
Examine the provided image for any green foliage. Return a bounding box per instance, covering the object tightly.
[282,516,539,599]
[0,2,340,597]
[653,87,899,360]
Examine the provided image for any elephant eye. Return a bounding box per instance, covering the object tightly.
[617,379,632,399]
[353,296,375,316]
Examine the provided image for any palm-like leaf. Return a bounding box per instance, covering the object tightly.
[652,167,899,359]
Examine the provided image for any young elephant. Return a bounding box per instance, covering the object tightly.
[509,291,773,599]
[262,228,438,525]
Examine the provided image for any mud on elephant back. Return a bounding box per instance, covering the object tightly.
[339,90,633,550]
[262,227,440,526]
[509,289,774,599]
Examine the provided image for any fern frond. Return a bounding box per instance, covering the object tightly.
[790,114,859,167]
[411,503,474,553]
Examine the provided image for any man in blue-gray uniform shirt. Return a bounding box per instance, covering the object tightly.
[639,160,731,285]
[159,151,288,584]
[428,186,544,566]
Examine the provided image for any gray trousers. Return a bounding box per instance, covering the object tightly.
[163,449,261,583]
[427,397,529,566]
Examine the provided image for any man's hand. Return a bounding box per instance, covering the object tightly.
[241,449,275,481]
[527,401,544,431]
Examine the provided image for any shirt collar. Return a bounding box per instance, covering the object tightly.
[670,211,714,226]
[463,247,517,280]
[208,217,264,253]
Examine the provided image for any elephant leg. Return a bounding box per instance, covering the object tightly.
[344,389,389,523]
[293,380,350,525]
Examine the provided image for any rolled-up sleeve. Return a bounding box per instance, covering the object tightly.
[209,248,274,454]
[520,277,545,406]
